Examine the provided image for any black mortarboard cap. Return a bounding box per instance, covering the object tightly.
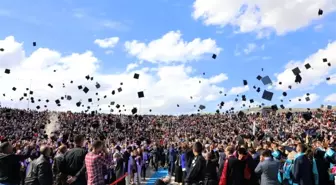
[36,105,40,109]
[327,105,332,110]
[88,98,92,103]
[95,92,98,96]
[271,104,278,111]
[116,104,120,109]
[305,97,310,102]
[256,87,261,93]
[0,48,4,52]
[61,97,64,100]
[70,80,73,83]
[253,86,256,89]
[292,67,301,76]
[235,98,238,102]
[38,99,41,102]
[318,9,323,16]
[4,69,10,74]
[24,93,27,97]
[298,98,301,101]
[118,87,122,92]
[83,87,89,93]
[177,104,179,107]
[250,99,254,103]
[288,85,292,89]
[261,76,272,85]
[46,99,49,103]
[326,77,330,81]
[104,95,107,98]
[67,96,72,100]
[203,72,205,75]
[304,63,311,69]
[12,87,16,91]
[85,75,90,80]
[242,95,246,101]
[110,101,115,105]
[55,99,60,104]
[256,75,262,80]
[199,105,206,110]
[279,82,282,85]
[138,91,144,98]
[220,101,224,106]
[262,90,273,101]
[243,80,248,86]
[95,82,100,89]
[112,90,115,95]
[283,92,287,96]
[323,58,327,62]
[280,105,285,109]
[212,54,217,59]
[90,77,93,81]
[134,73,139,79]
[48,83,53,88]
[306,93,310,96]
[327,63,331,67]
[295,74,302,83]
[131,107,137,114]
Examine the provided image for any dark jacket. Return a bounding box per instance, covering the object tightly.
[52,153,65,185]
[292,154,313,185]
[185,155,206,184]
[0,153,25,184]
[25,155,53,185]
[204,160,218,185]
[59,147,87,184]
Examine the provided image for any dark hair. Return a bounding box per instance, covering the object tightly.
[92,140,104,150]
[238,147,247,155]
[261,149,272,157]
[74,135,84,145]
[193,142,203,154]
[0,142,10,153]
[297,143,307,153]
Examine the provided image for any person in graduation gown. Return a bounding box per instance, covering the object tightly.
[219,146,244,185]
[203,152,218,185]
[291,144,313,185]
[184,142,206,185]
[313,149,330,185]
[114,152,125,185]
[175,149,183,184]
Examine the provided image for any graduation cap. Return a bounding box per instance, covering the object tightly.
[280,99,283,102]
[220,101,224,106]
[138,91,144,98]
[304,63,311,69]
[249,99,254,103]
[298,98,301,101]
[131,107,137,114]
[134,73,139,79]
[261,76,272,85]
[256,87,261,93]
[326,77,330,81]
[67,96,72,100]
[327,63,331,67]
[199,80,201,83]
[305,97,310,102]
[4,69,10,74]
[295,74,302,83]
[212,54,217,59]
[88,98,92,103]
[117,87,122,92]
[61,96,64,100]
[83,87,89,93]
[23,93,27,97]
[243,80,248,86]
[38,99,41,102]
[70,80,73,83]
[85,75,90,80]
[318,9,323,16]
[177,104,180,107]
[0,48,4,52]
[288,85,292,89]
[32,42,36,47]
[104,95,107,98]
[235,98,238,102]
[95,82,100,89]
[323,58,327,62]
[253,86,256,89]
[29,91,33,95]
[46,99,49,103]
[303,112,312,121]
[12,87,16,91]
[48,83,53,88]
[327,105,332,110]
[120,82,123,85]
[53,70,56,72]
[256,75,262,81]
[90,77,93,81]
[203,72,205,75]
[199,105,206,110]
[111,90,115,95]
[262,90,273,101]
[280,105,285,109]
[116,104,120,109]
[271,104,278,111]
[110,101,115,105]
[55,99,60,104]
[242,95,246,101]
[36,105,40,109]
[306,93,310,96]
[282,92,287,96]
[292,67,301,76]
[279,82,282,85]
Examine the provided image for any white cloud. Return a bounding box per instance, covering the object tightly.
[326,73,336,85]
[192,0,336,36]
[274,41,336,91]
[314,24,324,31]
[243,43,257,55]
[94,37,119,49]
[0,36,228,115]
[287,93,319,107]
[228,85,249,95]
[126,63,139,72]
[124,30,222,64]
[324,93,336,103]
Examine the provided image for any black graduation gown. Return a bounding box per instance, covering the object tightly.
[175,154,183,183]
[185,155,206,185]
[115,158,125,185]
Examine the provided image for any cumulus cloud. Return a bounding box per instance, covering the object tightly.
[94,37,119,49]
[274,41,336,91]
[228,85,249,95]
[192,0,336,36]
[0,36,228,115]
[124,30,221,63]
[287,93,319,107]
[324,93,336,103]
[126,63,139,72]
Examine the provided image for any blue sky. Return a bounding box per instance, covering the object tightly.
[0,0,336,114]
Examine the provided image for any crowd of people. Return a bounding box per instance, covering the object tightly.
[0,107,336,185]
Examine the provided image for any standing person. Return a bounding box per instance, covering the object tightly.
[85,140,114,185]
[254,149,280,185]
[53,145,67,185]
[113,152,125,185]
[174,148,183,185]
[169,144,177,176]
[25,145,53,185]
[219,146,244,185]
[292,144,313,185]
[141,148,149,181]
[184,142,205,185]
[60,135,87,185]
[203,152,218,185]
[0,142,28,185]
